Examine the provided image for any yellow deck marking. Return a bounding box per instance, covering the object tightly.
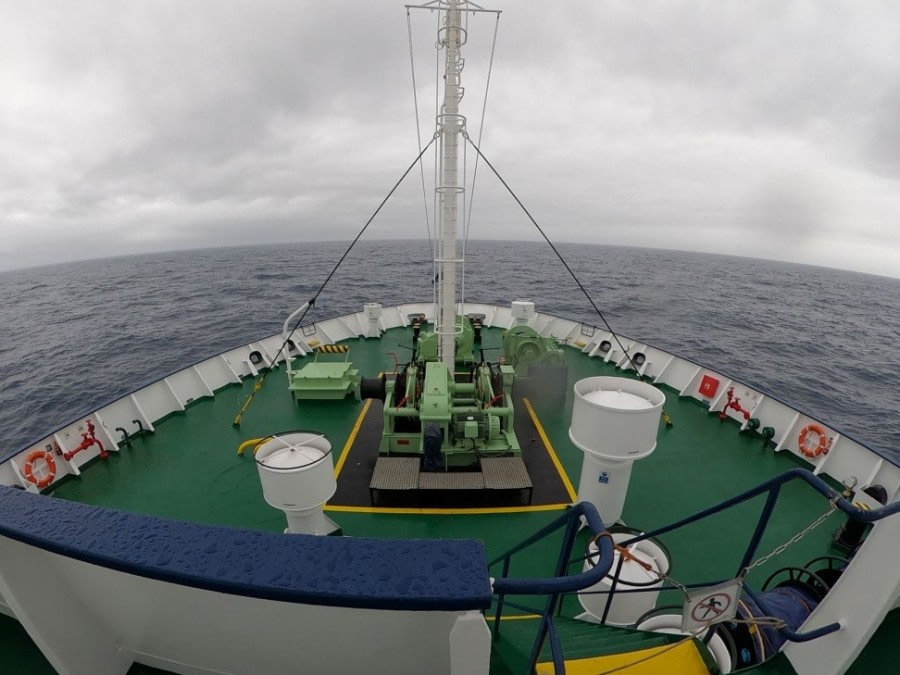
[485,613,542,621]
[325,503,569,515]
[333,399,372,478]
[326,393,577,515]
[536,638,706,675]
[523,398,577,502]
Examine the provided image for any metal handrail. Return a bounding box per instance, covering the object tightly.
[490,501,614,595]
[602,468,900,572]
[489,469,900,673]
[489,501,613,673]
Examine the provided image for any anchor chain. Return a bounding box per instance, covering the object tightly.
[742,498,839,575]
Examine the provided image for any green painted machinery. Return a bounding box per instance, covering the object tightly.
[289,345,359,400]
[501,325,564,375]
[501,325,568,403]
[362,316,520,467]
[415,316,476,365]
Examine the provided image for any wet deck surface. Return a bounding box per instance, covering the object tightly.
[18,325,889,672]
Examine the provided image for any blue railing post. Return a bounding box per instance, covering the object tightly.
[488,471,899,674]
[737,485,781,574]
[527,508,583,673]
[528,595,556,673]
[599,552,626,625]
[546,613,566,674]
[492,556,511,638]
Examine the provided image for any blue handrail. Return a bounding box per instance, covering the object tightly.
[489,468,900,674]
[606,468,900,577]
[489,501,612,673]
[490,501,614,596]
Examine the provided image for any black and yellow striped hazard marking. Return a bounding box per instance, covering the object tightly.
[317,344,349,353]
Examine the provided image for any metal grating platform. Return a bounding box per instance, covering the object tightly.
[418,472,485,490]
[368,455,534,505]
[480,457,533,490]
[369,457,419,505]
[481,457,533,504]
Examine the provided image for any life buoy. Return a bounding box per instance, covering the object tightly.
[798,424,829,458]
[23,450,56,488]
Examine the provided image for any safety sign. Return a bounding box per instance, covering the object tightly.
[681,579,742,632]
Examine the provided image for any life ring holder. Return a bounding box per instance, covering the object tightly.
[23,450,56,488]
[798,423,829,458]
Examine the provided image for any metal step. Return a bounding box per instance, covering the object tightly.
[368,456,533,504]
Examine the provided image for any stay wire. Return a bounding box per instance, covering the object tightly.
[462,11,500,312]
[232,135,438,426]
[463,11,500,248]
[462,133,645,377]
[407,9,433,247]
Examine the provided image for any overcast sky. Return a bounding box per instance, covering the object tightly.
[2,1,899,278]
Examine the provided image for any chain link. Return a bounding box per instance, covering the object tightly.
[742,498,839,575]
[591,498,838,612]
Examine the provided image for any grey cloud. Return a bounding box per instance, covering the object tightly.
[1,1,899,279]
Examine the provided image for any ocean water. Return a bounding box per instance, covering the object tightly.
[1,240,898,463]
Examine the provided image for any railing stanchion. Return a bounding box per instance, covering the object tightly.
[737,485,781,574]
[600,553,625,626]
[487,470,897,672]
[492,556,511,638]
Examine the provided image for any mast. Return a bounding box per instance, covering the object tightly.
[436,0,464,372]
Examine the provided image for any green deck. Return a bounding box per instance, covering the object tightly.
[8,325,893,672]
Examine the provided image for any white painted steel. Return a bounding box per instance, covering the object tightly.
[0,301,898,672]
[783,514,900,675]
[636,614,733,673]
[570,377,665,461]
[569,377,665,524]
[436,1,464,372]
[449,611,491,675]
[254,433,337,535]
[364,302,384,338]
[5,302,894,499]
[0,537,487,675]
[510,300,535,322]
[578,532,669,626]
[575,457,634,525]
[2,302,897,528]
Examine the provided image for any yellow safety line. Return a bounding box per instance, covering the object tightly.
[523,398,577,502]
[536,635,702,675]
[324,503,570,515]
[326,390,577,515]
[333,399,372,478]
[485,613,542,621]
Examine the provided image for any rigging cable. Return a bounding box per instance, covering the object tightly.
[431,6,442,308]
[462,133,653,383]
[462,11,501,315]
[232,135,438,426]
[407,9,433,247]
[463,11,500,247]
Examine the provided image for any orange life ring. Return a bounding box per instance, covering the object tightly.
[798,424,829,458]
[23,450,56,488]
